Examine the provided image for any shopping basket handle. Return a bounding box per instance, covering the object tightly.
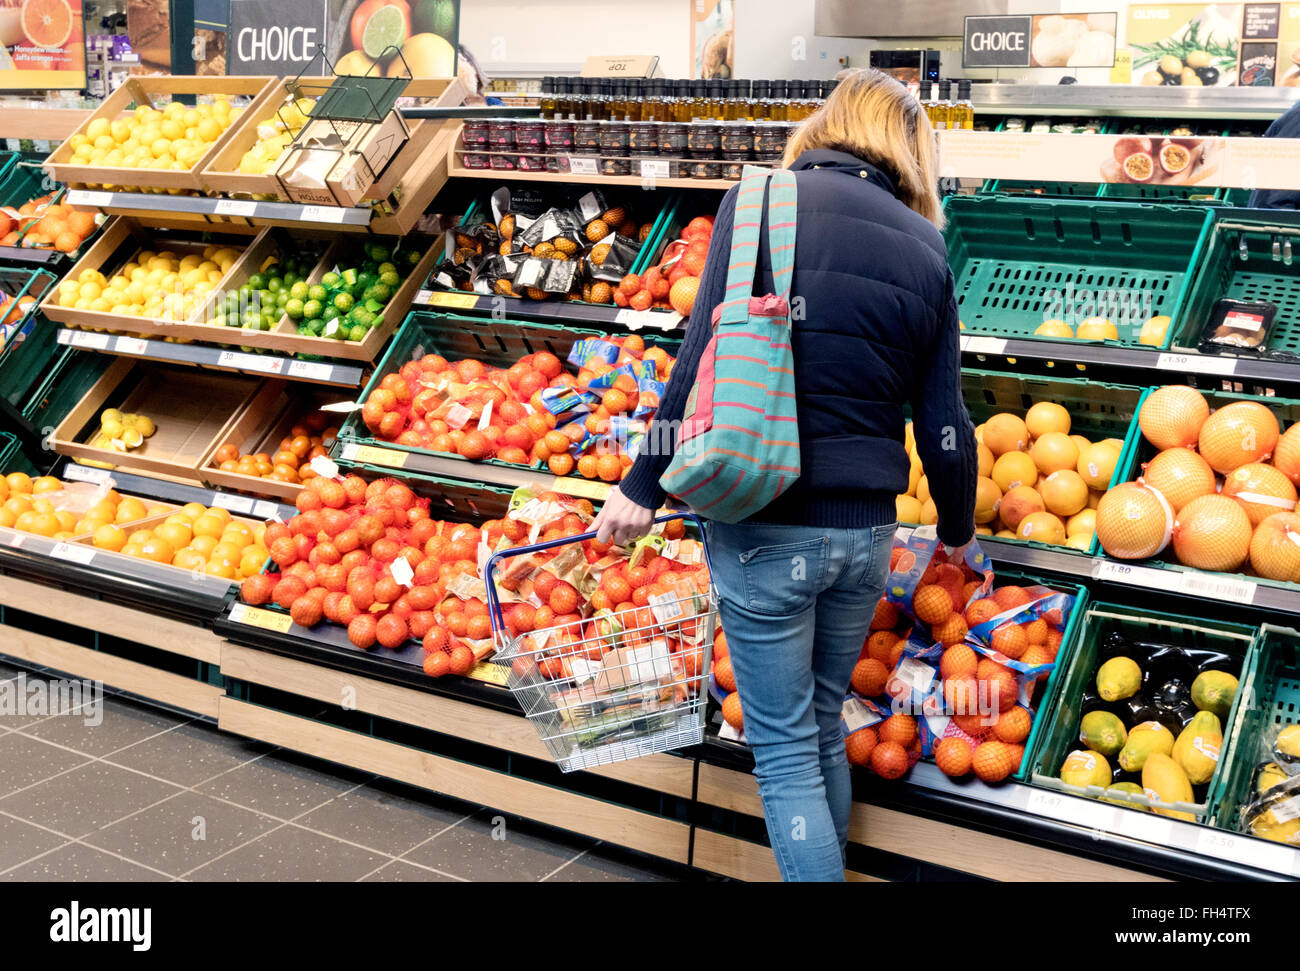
[484,512,710,633]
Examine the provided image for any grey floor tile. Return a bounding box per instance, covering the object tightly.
[0,733,92,797]
[403,811,593,881]
[20,697,186,758]
[195,753,364,819]
[544,848,675,882]
[0,814,69,871]
[0,762,181,838]
[1,842,167,881]
[297,785,467,856]
[108,722,271,787]
[360,860,460,882]
[187,825,386,881]
[84,791,280,877]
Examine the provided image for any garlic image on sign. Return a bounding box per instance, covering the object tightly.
[1032,14,1115,68]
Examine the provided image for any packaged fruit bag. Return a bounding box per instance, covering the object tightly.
[1236,724,1300,845]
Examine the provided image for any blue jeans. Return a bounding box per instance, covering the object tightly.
[705,520,895,882]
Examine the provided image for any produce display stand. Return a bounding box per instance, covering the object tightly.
[8,82,1300,883]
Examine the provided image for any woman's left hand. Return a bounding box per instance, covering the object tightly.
[593,487,656,547]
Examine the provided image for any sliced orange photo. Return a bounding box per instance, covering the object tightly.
[21,0,72,50]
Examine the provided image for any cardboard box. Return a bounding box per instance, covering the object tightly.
[276,110,409,207]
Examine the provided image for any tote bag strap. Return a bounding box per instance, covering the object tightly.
[718,168,776,326]
[762,167,798,307]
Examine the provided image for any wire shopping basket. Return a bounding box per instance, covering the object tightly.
[485,513,717,773]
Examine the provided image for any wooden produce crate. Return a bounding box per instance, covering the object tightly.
[44,76,280,194]
[38,216,259,339]
[200,379,350,501]
[201,77,466,206]
[50,358,265,483]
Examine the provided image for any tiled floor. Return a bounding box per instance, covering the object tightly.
[0,660,693,882]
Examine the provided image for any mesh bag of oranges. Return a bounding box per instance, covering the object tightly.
[485,501,714,772]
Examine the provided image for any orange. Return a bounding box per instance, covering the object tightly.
[869,741,909,779]
[1172,493,1252,573]
[972,739,1016,783]
[934,736,973,777]
[865,630,898,664]
[850,658,889,696]
[192,514,225,539]
[939,643,979,680]
[878,713,916,748]
[990,623,1028,660]
[1198,401,1279,473]
[30,475,61,494]
[1095,481,1173,560]
[845,727,878,766]
[992,705,1032,744]
[913,584,953,625]
[155,521,192,549]
[27,513,59,537]
[964,597,1001,628]
[932,613,968,646]
[136,537,175,564]
[721,691,743,731]
[6,471,33,493]
[114,496,148,524]
[870,600,898,631]
[714,655,736,692]
[1139,385,1209,450]
[21,0,73,50]
[92,523,127,551]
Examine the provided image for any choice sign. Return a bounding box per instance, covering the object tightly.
[963,15,1033,68]
[228,0,329,74]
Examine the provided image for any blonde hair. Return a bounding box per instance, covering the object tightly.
[782,68,943,229]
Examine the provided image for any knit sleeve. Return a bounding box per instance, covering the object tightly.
[617,185,739,510]
[911,272,977,547]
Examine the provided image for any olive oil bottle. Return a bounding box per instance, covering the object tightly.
[951,80,974,130]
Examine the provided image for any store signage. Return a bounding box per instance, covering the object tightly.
[580,55,659,78]
[227,0,328,75]
[964,16,1033,67]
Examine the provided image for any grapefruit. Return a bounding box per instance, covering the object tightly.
[1016,511,1066,545]
[977,443,995,477]
[1025,401,1072,438]
[1221,462,1298,526]
[1076,316,1119,341]
[1274,424,1300,484]
[1040,469,1089,517]
[992,451,1038,492]
[1077,440,1123,490]
[1173,494,1252,573]
[973,476,1002,524]
[1249,512,1300,582]
[1095,481,1173,559]
[1198,401,1279,473]
[896,494,923,523]
[1139,315,1172,346]
[1140,447,1216,514]
[982,413,1029,457]
[1139,385,1209,450]
[999,485,1045,530]
[1030,432,1079,476]
[1034,319,1074,339]
[1067,508,1097,537]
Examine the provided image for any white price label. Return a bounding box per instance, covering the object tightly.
[338,442,359,461]
[300,205,347,223]
[1195,828,1292,874]
[319,400,362,413]
[211,492,254,514]
[251,500,280,520]
[310,455,340,480]
[567,156,599,176]
[445,403,472,430]
[62,464,110,485]
[214,199,257,217]
[1093,560,1172,591]
[1026,787,1118,831]
[1156,352,1237,376]
[68,190,111,207]
[217,350,284,374]
[114,336,148,355]
[416,289,433,304]
[49,542,95,565]
[639,159,671,179]
[895,657,935,695]
[287,360,333,381]
[477,398,493,431]
[1178,571,1256,605]
[648,591,686,625]
[390,556,414,588]
[71,331,110,349]
[962,335,1007,355]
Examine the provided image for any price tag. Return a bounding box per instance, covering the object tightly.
[310,455,340,479]
[49,542,95,565]
[445,403,472,430]
[567,156,599,176]
[217,350,284,374]
[67,190,112,207]
[352,445,408,468]
[214,199,257,217]
[251,500,280,520]
[1195,828,1295,874]
[1025,787,1117,831]
[287,360,333,382]
[114,336,148,355]
[62,464,110,485]
[639,159,671,179]
[71,331,110,350]
[423,290,480,310]
[211,492,254,514]
[1093,560,1173,591]
[1156,352,1237,376]
[841,696,875,734]
[556,476,610,501]
[300,205,347,224]
[1179,571,1256,605]
[469,661,510,686]
[319,400,362,413]
[963,335,1007,355]
[1110,808,1174,846]
[5,529,25,548]
[894,656,935,695]
[229,602,294,633]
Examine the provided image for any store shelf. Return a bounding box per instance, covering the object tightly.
[63,188,373,230]
[448,157,737,191]
[54,328,366,388]
[974,84,1300,120]
[0,245,65,268]
[414,288,684,331]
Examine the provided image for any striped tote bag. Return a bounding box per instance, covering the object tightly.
[658,166,800,523]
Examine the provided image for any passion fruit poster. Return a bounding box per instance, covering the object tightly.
[0,0,86,91]
[228,0,457,77]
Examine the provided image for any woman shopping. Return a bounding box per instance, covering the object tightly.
[593,68,978,881]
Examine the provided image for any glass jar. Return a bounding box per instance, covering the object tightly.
[628,121,659,155]
[462,120,489,148]
[687,122,721,157]
[514,121,545,149]
[486,119,517,150]
[544,120,575,152]
[598,120,630,156]
[720,123,754,154]
[659,122,689,157]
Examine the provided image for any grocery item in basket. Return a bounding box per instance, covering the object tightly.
[1198,298,1278,353]
[1142,752,1196,820]
[1189,669,1239,720]
[1242,775,1300,845]
[57,244,242,320]
[303,242,423,342]
[212,408,339,487]
[236,95,319,180]
[1,195,99,252]
[1276,723,1300,774]
[210,248,322,333]
[64,98,244,182]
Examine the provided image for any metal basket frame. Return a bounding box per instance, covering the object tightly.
[486,513,716,772]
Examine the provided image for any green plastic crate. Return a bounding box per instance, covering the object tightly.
[943,195,1213,349]
[1028,602,1257,821]
[903,370,1145,555]
[1098,182,1223,204]
[0,429,38,477]
[1176,209,1300,355]
[1211,624,1300,835]
[986,179,1102,199]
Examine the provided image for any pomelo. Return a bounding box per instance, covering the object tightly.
[1249,512,1300,582]
[1096,481,1173,559]
[1173,494,1252,573]
[1139,447,1215,514]
[1139,385,1209,450]
[1198,401,1279,473]
[1221,462,1297,526]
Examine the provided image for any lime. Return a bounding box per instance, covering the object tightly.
[240,309,260,329]
[305,318,324,335]
[403,248,421,268]
[285,298,305,320]
[379,270,401,289]
[377,262,397,278]
[248,273,266,290]
[322,305,340,322]
[347,323,369,342]
[362,4,409,59]
[307,284,327,302]
[333,292,355,313]
[365,282,393,304]
[212,312,227,327]
[303,299,323,320]
[276,291,289,308]
[367,243,392,263]
[267,277,283,293]
[289,281,309,301]
[321,271,342,289]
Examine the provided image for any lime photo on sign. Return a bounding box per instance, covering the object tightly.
[329,0,458,77]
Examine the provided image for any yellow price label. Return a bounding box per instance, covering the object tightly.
[354,445,409,468]
[427,291,480,310]
[555,476,611,501]
[469,661,510,686]
[237,605,293,634]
